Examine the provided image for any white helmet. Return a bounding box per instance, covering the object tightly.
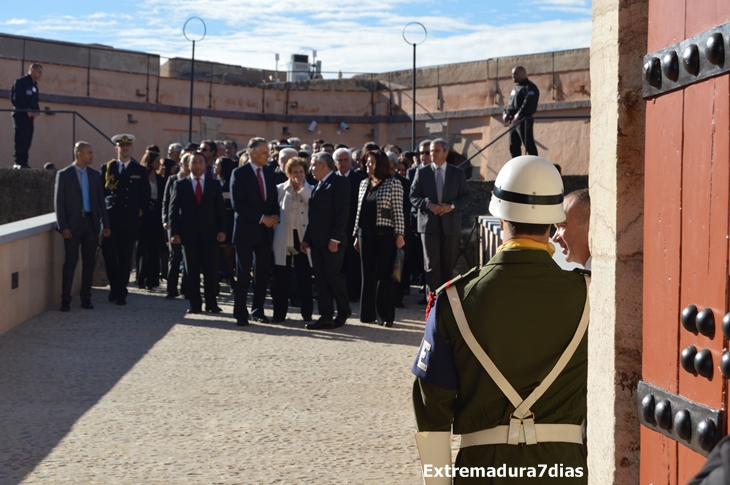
[489,155,565,224]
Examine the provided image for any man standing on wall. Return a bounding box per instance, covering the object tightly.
[503,66,540,158]
[11,63,42,169]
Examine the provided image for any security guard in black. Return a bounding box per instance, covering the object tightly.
[502,66,539,158]
[11,64,42,168]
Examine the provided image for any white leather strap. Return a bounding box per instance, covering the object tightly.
[446,275,590,446]
[460,424,584,448]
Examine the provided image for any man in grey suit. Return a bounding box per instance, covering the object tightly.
[55,141,111,311]
[409,138,471,295]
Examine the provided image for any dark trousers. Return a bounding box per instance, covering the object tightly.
[61,216,98,303]
[409,218,425,285]
[359,230,396,323]
[234,240,272,321]
[421,227,460,294]
[342,239,362,300]
[509,117,537,158]
[310,242,349,319]
[166,238,187,295]
[272,231,313,320]
[13,115,33,166]
[181,237,220,310]
[137,210,162,288]
[102,220,138,299]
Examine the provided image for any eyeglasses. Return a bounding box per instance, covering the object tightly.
[420,151,430,155]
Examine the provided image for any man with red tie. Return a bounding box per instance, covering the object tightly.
[230,137,280,326]
[169,152,227,314]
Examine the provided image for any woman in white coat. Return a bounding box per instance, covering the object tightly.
[271,157,314,323]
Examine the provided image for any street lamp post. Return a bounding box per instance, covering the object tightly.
[403,22,427,152]
[183,17,206,144]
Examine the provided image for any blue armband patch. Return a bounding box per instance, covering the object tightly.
[411,295,459,390]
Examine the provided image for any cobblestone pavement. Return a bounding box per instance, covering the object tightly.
[0,284,436,484]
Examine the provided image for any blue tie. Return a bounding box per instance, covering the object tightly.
[80,168,90,212]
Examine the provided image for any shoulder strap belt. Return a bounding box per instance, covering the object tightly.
[460,423,584,448]
[446,274,590,446]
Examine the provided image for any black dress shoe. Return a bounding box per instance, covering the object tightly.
[186,308,201,314]
[251,314,270,323]
[305,318,334,330]
[382,321,394,328]
[116,298,126,306]
[108,293,117,302]
[302,316,313,322]
[206,306,223,314]
[60,302,70,312]
[271,316,286,323]
[81,301,94,309]
[165,292,179,300]
[236,319,249,326]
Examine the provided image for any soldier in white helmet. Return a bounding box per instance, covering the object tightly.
[411,155,590,484]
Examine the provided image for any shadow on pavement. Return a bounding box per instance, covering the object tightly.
[0,288,180,484]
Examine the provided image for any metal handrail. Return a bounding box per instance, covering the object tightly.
[458,115,591,169]
[1,108,114,162]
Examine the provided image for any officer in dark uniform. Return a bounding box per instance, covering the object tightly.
[100,134,150,305]
[11,63,42,169]
[412,156,589,485]
[502,66,539,158]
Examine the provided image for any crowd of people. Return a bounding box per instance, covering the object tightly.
[54,133,472,329]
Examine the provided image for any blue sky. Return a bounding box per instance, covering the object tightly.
[1,0,591,76]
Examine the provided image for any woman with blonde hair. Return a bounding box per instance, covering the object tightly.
[271,157,314,322]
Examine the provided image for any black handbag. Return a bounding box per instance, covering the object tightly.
[392,248,405,283]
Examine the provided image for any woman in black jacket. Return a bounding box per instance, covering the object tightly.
[353,150,405,327]
[137,150,166,289]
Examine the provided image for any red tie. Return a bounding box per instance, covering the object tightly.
[256,167,266,200]
[195,177,203,204]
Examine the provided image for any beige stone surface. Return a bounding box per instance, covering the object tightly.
[587,0,646,484]
[0,285,433,484]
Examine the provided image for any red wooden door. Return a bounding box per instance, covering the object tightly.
[641,1,730,484]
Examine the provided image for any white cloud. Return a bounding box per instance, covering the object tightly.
[2,0,591,77]
[5,18,28,25]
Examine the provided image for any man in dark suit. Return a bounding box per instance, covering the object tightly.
[334,147,366,303]
[55,141,111,311]
[230,137,280,326]
[169,152,226,314]
[300,152,351,329]
[100,134,150,306]
[410,138,471,295]
[11,63,42,169]
[162,154,190,299]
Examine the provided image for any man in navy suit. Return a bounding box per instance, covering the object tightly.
[300,152,351,330]
[169,152,226,314]
[55,141,111,311]
[230,137,280,326]
[334,147,366,303]
[410,138,471,295]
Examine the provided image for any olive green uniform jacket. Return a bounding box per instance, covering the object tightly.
[412,248,588,484]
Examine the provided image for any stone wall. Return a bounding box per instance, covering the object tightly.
[0,168,55,224]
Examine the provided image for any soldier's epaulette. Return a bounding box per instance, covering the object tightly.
[434,265,481,295]
[572,268,592,276]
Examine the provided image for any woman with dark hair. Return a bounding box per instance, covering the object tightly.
[215,157,236,291]
[353,150,405,327]
[137,150,166,289]
[271,157,314,322]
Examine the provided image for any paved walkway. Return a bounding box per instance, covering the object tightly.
[0,284,433,484]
